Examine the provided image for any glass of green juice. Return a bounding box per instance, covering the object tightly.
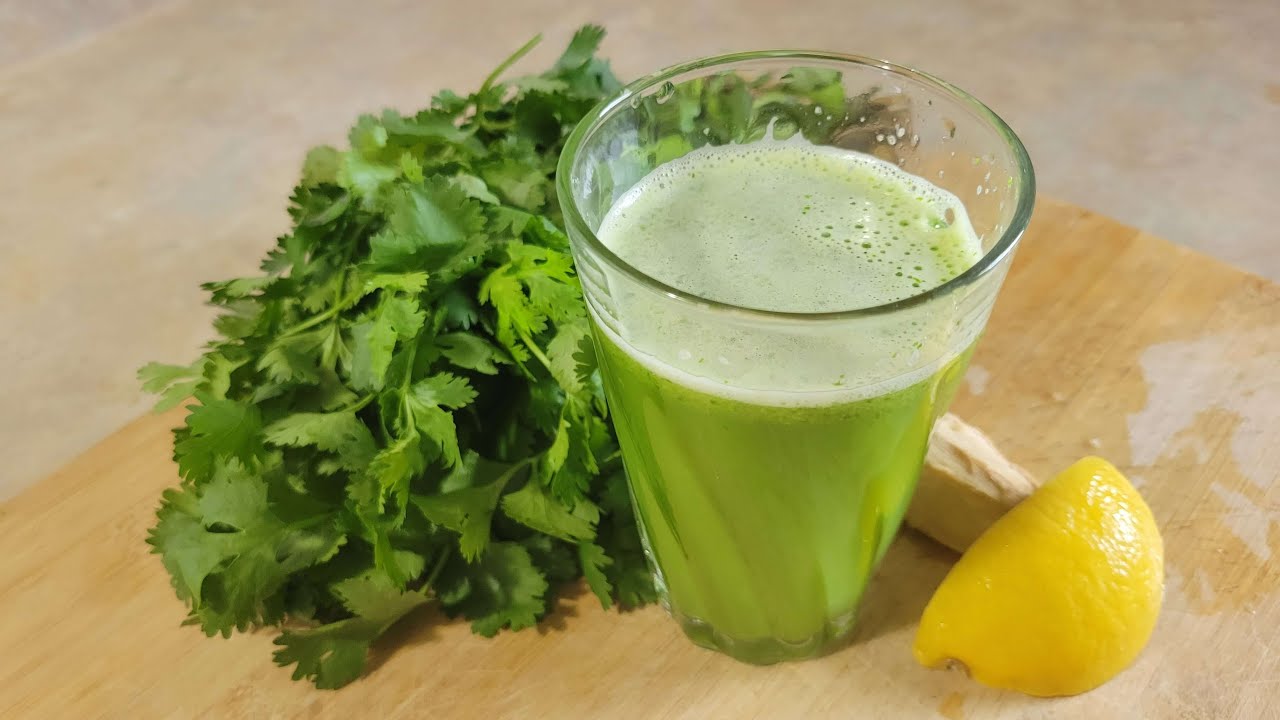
[556,52,1034,663]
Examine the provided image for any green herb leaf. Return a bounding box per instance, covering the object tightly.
[502,480,598,541]
[138,360,204,411]
[263,411,375,455]
[436,542,548,637]
[369,179,486,271]
[578,541,614,609]
[149,463,345,634]
[411,454,527,560]
[174,395,266,481]
[273,569,429,689]
[349,295,424,391]
[436,332,510,374]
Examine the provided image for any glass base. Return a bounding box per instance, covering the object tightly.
[672,607,859,664]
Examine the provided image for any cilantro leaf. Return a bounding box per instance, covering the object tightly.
[257,330,327,385]
[546,319,592,394]
[501,480,598,541]
[477,139,548,211]
[138,360,204,411]
[369,178,486,271]
[593,472,657,608]
[452,173,501,204]
[362,271,430,296]
[541,417,572,478]
[173,394,266,481]
[340,152,399,203]
[553,25,606,73]
[436,542,548,637]
[409,372,477,409]
[410,455,526,561]
[349,294,424,391]
[263,411,377,470]
[149,463,345,634]
[365,432,424,506]
[273,569,429,689]
[404,373,475,467]
[436,332,509,374]
[522,534,579,584]
[379,108,470,143]
[412,482,505,560]
[301,145,342,186]
[147,487,228,605]
[578,541,614,609]
[479,243,582,352]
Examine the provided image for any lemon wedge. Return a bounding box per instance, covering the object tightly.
[913,456,1164,697]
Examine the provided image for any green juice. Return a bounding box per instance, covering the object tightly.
[592,140,983,662]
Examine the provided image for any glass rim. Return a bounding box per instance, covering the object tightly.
[556,49,1037,321]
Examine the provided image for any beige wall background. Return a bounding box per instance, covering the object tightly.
[2,0,1277,500]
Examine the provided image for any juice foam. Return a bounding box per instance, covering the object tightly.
[594,140,984,403]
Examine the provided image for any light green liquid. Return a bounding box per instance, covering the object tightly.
[594,141,982,662]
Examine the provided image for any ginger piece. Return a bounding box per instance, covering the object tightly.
[910,414,1039,552]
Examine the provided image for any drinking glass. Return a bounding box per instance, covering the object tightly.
[557,51,1034,663]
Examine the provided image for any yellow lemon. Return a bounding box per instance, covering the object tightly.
[913,456,1163,697]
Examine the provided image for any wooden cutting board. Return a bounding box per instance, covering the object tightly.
[2,198,1277,719]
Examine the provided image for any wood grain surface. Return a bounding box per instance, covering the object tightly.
[3,198,1277,719]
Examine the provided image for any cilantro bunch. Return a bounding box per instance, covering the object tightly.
[140,27,655,689]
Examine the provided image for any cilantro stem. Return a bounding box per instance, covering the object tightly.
[516,329,554,374]
[285,515,331,532]
[423,548,450,590]
[392,339,421,439]
[283,230,366,345]
[336,394,374,414]
[480,34,543,94]
[278,291,361,339]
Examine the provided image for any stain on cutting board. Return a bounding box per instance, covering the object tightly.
[1126,330,1280,614]
[937,691,967,719]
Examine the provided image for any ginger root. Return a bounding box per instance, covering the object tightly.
[910,414,1039,552]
